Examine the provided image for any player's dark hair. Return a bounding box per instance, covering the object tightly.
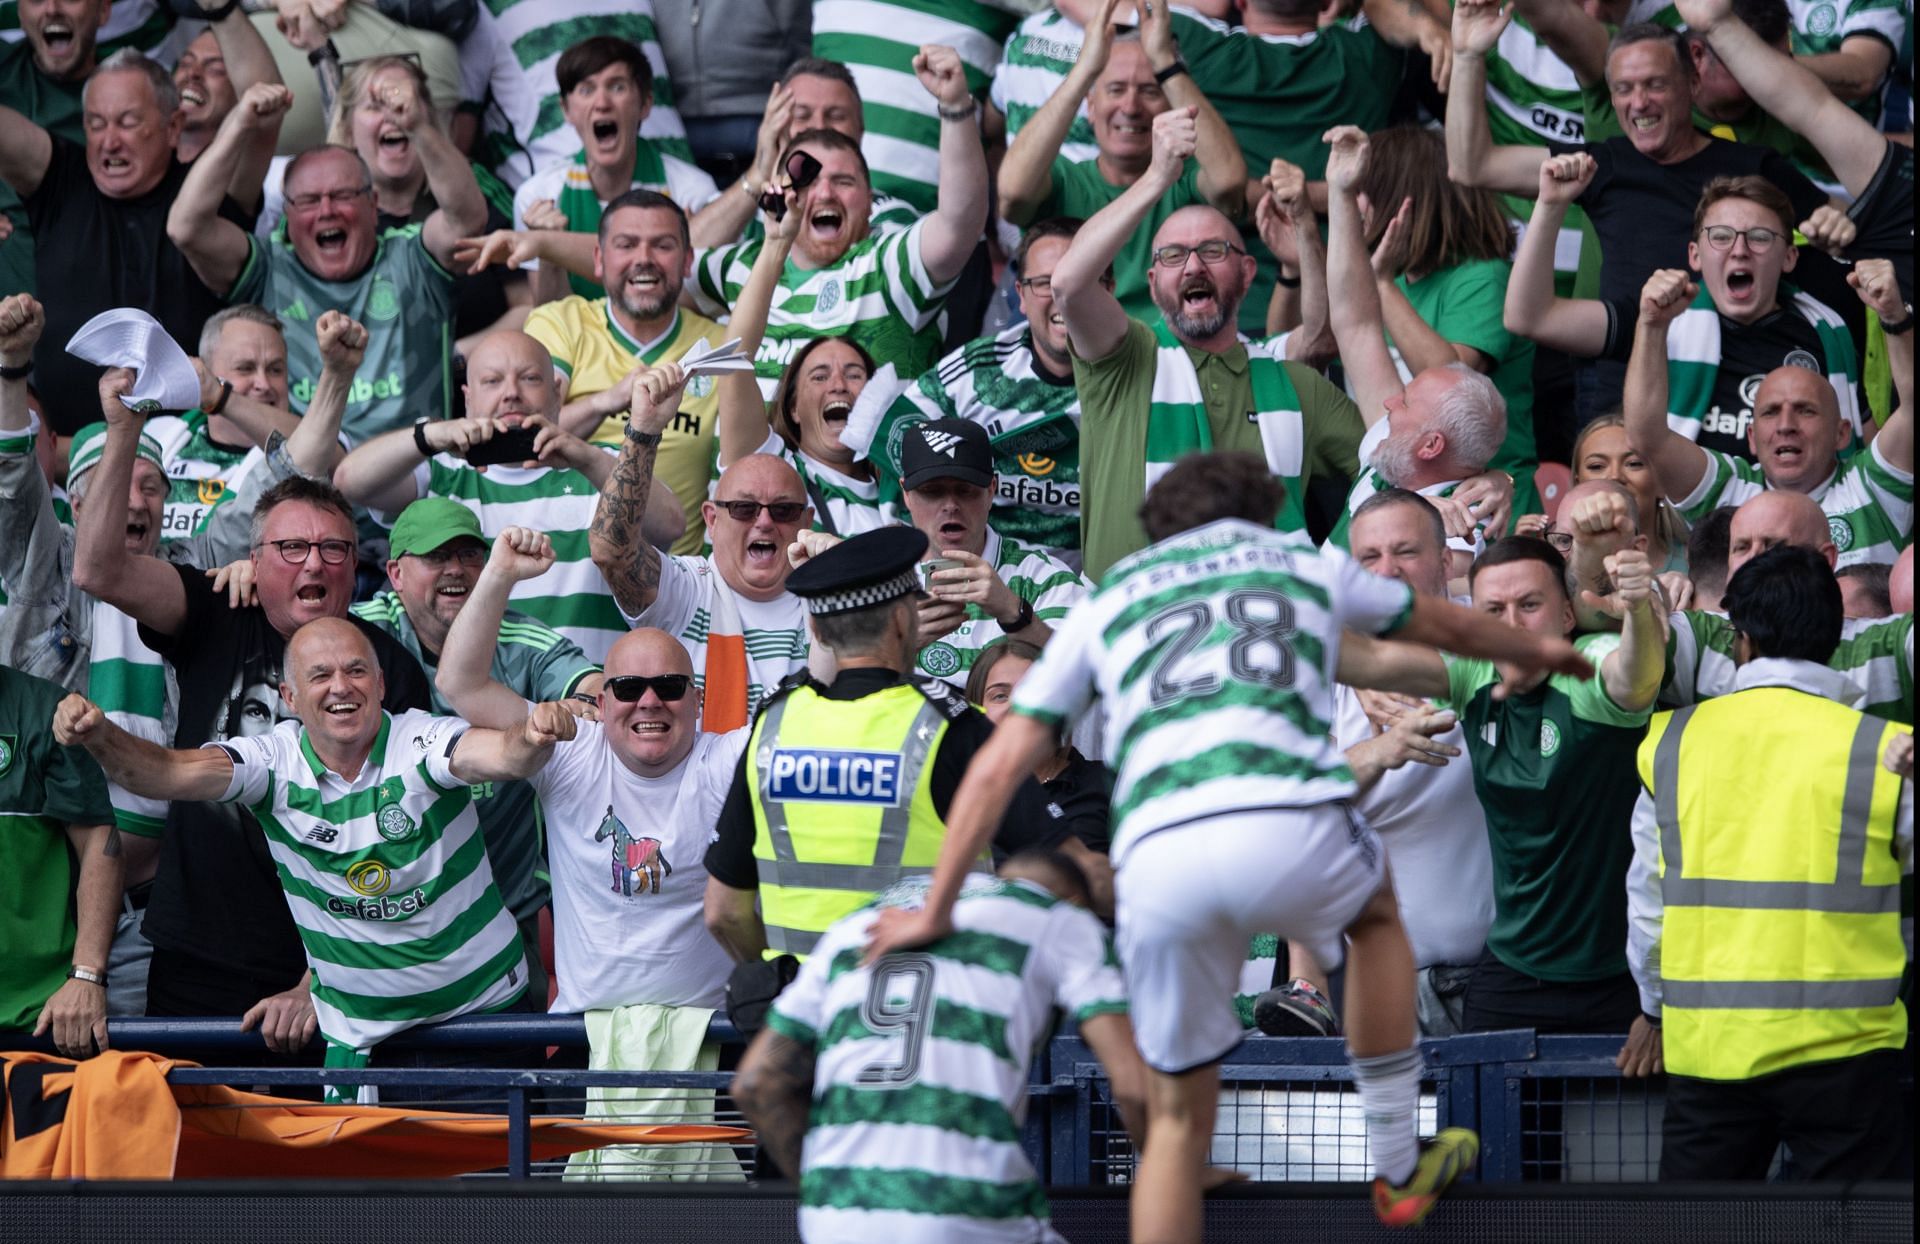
[1140,452,1285,542]
[1469,536,1570,598]
[1724,545,1844,662]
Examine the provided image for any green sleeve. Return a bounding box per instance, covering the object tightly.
[1288,361,1366,480]
[229,235,268,305]
[1441,651,1495,712]
[1036,157,1084,220]
[1675,448,1760,522]
[1565,631,1655,725]
[522,629,602,702]
[1071,318,1159,421]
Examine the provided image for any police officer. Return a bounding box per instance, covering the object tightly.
[702,526,1066,964]
[1624,545,1914,1181]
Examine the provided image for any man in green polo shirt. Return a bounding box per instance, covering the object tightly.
[351,498,602,1004]
[1056,109,1364,580]
[0,663,121,1056]
[999,0,1245,325]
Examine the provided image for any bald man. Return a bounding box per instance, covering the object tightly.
[593,363,816,729]
[335,329,682,661]
[438,528,748,1175]
[55,617,571,1085]
[1056,110,1366,577]
[1625,258,1913,569]
[1665,490,1914,723]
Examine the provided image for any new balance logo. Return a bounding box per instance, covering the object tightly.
[921,429,963,458]
[305,825,340,843]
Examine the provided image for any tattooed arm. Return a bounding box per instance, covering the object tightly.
[589,363,692,617]
[732,1028,817,1180]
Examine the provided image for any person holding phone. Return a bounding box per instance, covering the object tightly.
[332,329,684,662]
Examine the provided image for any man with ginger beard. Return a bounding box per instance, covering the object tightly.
[1663,489,1914,723]
[437,526,747,1176]
[592,361,815,730]
[1059,111,1366,580]
[70,382,430,1035]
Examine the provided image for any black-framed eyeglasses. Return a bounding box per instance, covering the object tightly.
[1016,274,1055,294]
[288,185,372,211]
[407,545,486,568]
[713,499,807,524]
[603,674,692,703]
[1700,225,1783,253]
[1151,241,1245,268]
[1541,529,1575,552]
[258,538,356,565]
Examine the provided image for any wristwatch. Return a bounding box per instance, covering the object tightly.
[996,596,1035,632]
[412,417,435,457]
[206,378,233,415]
[625,424,662,447]
[1880,304,1914,336]
[67,965,107,986]
[1153,58,1189,84]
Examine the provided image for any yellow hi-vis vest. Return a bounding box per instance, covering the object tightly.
[746,682,950,959]
[1638,687,1908,1082]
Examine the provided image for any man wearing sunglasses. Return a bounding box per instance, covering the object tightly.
[69,401,432,1047]
[352,499,603,1009]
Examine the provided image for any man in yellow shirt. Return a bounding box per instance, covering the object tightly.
[527,189,727,554]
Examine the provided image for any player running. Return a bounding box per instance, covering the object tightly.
[867,452,1594,1235]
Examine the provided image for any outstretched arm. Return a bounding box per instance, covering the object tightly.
[1324,127,1402,429]
[447,701,576,784]
[1446,0,1551,197]
[1511,0,1609,86]
[1140,0,1244,218]
[731,1028,818,1180]
[914,45,992,286]
[1622,269,1713,501]
[1589,549,1667,711]
[0,103,52,198]
[367,72,490,271]
[1056,107,1196,363]
[437,527,561,728]
[70,372,191,635]
[53,695,236,802]
[718,194,799,468]
[1851,259,1912,471]
[1255,159,1334,363]
[168,83,288,296]
[999,0,1121,225]
[1507,154,1609,355]
[589,364,689,617]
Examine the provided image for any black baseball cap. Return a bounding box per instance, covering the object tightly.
[900,418,994,491]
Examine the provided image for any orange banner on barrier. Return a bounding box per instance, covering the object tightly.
[2,1051,751,1180]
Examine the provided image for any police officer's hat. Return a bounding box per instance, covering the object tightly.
[787,526,929,616]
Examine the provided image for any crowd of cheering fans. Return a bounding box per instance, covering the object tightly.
[0,0,1911,1220]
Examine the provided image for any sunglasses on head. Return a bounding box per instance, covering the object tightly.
[714,499,808,524]
[602,674,693,703]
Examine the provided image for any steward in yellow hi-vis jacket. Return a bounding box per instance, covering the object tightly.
[702,526,1069,971]
[1624,546,1913,1183]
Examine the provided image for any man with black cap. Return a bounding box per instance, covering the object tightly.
[351,497,604,1004]
[702,525,1069,966]
[899,418,1088,689]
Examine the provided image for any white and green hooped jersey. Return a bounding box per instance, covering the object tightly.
[847,324,1084,562]
[692,220,957,403]
[471,0,694,186]
[1674,439,1913,569]
[767,874,1128,1244]
[1011,520,1414,864]
[914,528,1088,689]
[811,0,1022,213]
[212,710,527,1053]
[87,602,174,838]
[408,455,625,662]
[1786,0,1908,122]
[1664,609,1914,724]
[990,10,1097,164]
[144,410,259,542]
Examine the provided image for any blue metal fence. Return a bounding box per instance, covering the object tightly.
[0,1016,1716,1184]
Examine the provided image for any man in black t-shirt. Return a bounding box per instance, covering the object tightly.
[72,415,430,1037]
[0,50,246,436]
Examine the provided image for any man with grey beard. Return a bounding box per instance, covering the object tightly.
[1052,107,1366,580]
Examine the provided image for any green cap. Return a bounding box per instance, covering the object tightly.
[67,420,164,486]
[388,497,488,558]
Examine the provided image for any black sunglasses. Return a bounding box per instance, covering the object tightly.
[714,499,808,524]
[603,674,693,703]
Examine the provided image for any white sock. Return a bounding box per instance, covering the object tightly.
[1350,1046,1422,1186]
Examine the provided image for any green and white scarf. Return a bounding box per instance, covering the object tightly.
[1665,284,1860,441]
[88,600,173,837]
[1144,322,1310,532]
[558,139,670,301]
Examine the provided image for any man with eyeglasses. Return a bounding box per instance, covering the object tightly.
[168,78,487,445]
[352,499,603,1007]
[437,526,749,1175]
[592,362,815,731]
[69,407,432,1040]
[1625,244,1909,569]
[1056,108,1365,580]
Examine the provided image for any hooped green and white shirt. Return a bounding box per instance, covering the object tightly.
[1786,0,1908,123]
[144,410,258,543]
[691,219,958,402]
[1011,519,1413,865]
[990,9,1096,164]
[750,429,894,537]
[1663,608,1913,724]
[848,323,1084,564]
[211,710,527,1053]
[1674,438,1913,568]
[404,455,625,662]
[768,874,1127,1244]
[915,528,1089,690]
[811,0,1023,213]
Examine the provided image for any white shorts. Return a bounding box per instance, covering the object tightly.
[1114,804,1385,1075]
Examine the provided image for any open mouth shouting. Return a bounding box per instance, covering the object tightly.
[589,118,623,154]
[377,127,411,157]
[821,397,852,428]
[1179,275,1219,313]
[38,19,76,62]
[744,536,781,569]
[124,515,150,550]
[1721,264,1757,303]
[295,583,331,608]
[807,204,844,243]
[315,226,350,255]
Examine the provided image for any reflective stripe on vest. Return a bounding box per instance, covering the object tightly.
[753,693,945,956]
[1653,705,1902,924]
